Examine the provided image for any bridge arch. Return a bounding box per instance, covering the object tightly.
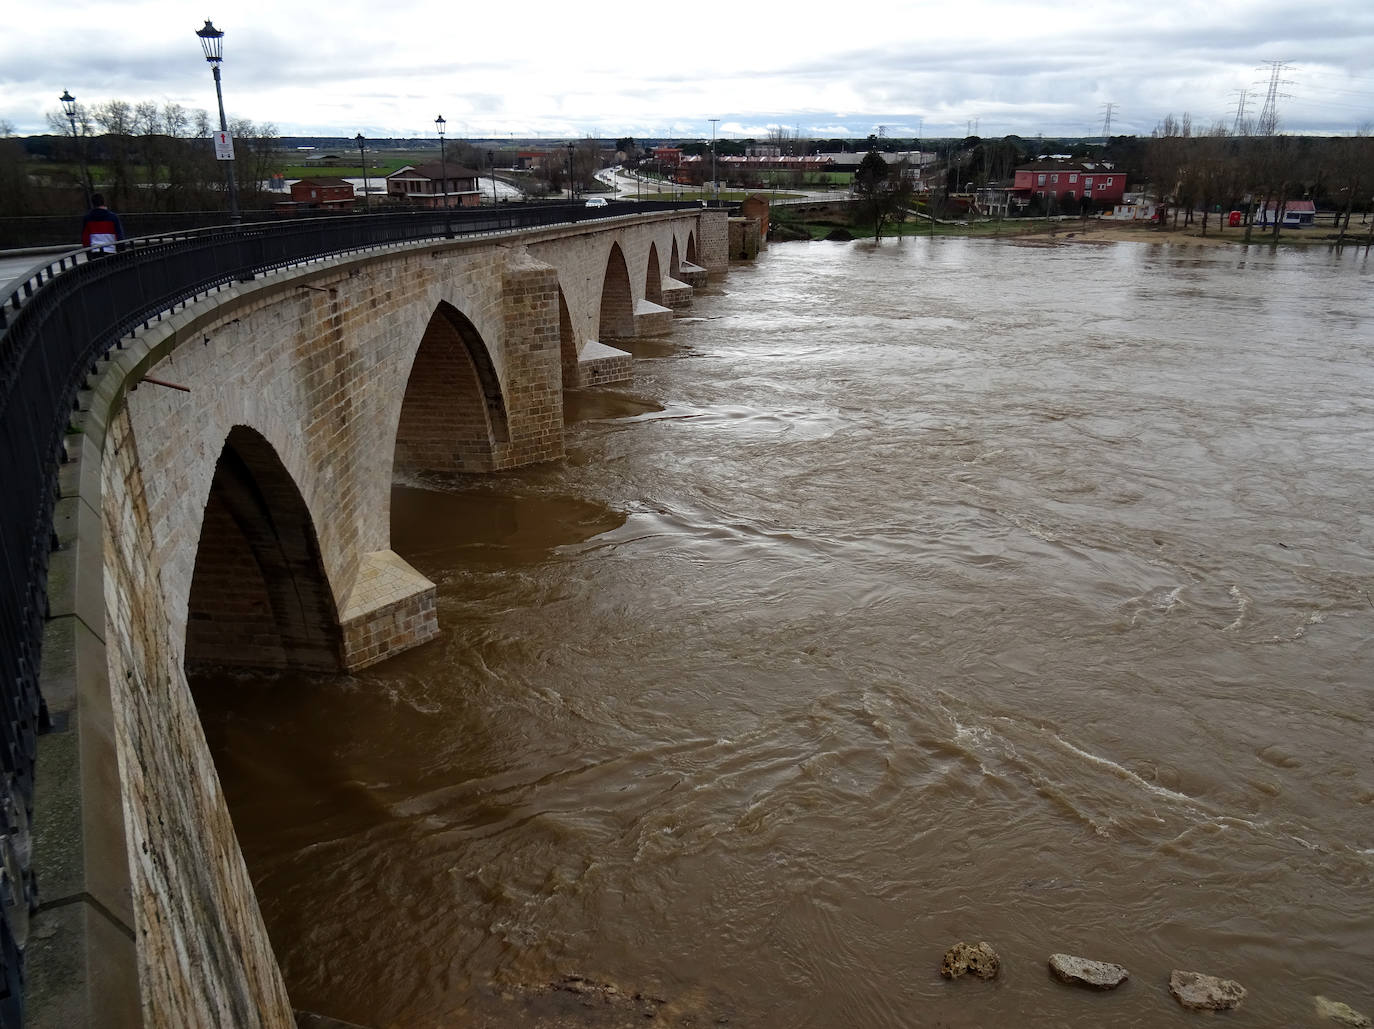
[686,231,698,266]
[645,243,663,306]
[394,301,510,476]
[558,289,578,388]
[670,238,681,279]
[185,425,343,672]
[598,242,635,340]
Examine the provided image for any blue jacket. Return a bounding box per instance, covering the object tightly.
[82,206,125,252]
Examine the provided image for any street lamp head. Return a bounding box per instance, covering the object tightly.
[435,114,446,136]
[60,90,77,118]
[196,20,224,63]
[355,132,365,148]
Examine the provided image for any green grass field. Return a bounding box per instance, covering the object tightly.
[280,161,409,179]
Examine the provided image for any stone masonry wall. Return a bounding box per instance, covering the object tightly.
[729,217,762,260]
[495,251,565,467]
[103,406,294,1028]
[697,209,730,274]
[29,210,716,1026]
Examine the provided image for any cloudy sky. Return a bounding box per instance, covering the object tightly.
[3,0,1372,141]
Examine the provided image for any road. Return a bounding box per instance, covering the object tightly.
[1,250,78,297]
[595,165,849,205]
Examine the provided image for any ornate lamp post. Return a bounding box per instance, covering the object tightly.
[488,149,497,205]
[355,133,370,212]
[566,142,575,201]
[59,89,91,205]
[195,19,241,225]
[435,115,448,209]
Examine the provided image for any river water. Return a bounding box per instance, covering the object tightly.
[193,236,1374,1028]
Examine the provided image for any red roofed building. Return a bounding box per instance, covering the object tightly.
[1253,199,1316,227]
[1012,161,1126,208]
[290,176,356,210]
[386,162,482,208]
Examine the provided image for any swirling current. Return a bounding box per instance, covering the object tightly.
[193,236,1374,1028]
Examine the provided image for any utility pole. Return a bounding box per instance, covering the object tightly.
[1099,101,1117,139]
[1255,61,1294,136]
[709,117,719,203]
[1229,89,1251,135]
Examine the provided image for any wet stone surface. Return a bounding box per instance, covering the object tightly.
[1169,969,1246,1011]
[940,942,1001,980]
[1047,953,1129,990]
[1316,996,1373,1028]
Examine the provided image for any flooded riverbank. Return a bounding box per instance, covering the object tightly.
[195,237,1373,1028]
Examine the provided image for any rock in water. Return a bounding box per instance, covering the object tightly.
[1316,996,1373,1027]
[1048,953,1129,990]
[1168,969,1246,1011]
[940,941,1000,980]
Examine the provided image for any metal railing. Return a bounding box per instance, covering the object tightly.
[0,198,698,1025]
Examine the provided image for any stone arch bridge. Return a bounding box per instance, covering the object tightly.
[12,205,729,1026]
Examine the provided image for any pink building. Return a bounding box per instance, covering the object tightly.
[1012,162,1126,207]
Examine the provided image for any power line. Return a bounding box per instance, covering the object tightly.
[1099,101,1117,138]
[1256,61,1296,135]
[1229,89,1251,135]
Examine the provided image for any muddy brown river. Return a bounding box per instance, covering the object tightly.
[193,236,1374,1028]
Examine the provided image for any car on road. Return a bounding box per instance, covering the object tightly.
[584,197,608,208]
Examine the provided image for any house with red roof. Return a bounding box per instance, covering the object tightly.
[1253,199,1316,227]
[386,162,482,208]
[289,177,356,211]
[1012,161,1126,208]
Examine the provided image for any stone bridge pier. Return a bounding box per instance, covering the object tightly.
[30,208,728,1026]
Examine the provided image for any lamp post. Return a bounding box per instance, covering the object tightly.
[355,133,371,212]
[195,19,240,225]
[709,117,719,205]
[59,90,91,205]
[566,142,575,202]
[488,149,497,204]
[435,115,448,209]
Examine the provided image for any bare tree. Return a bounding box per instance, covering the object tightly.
[91,99,137,207]
[228,117,282,202]
[1332,132,1373,242]
[854,149,899,241]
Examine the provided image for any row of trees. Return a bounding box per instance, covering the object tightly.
[1,98,280,217]
[844,124,1373,242]
[1144,119,1372,238]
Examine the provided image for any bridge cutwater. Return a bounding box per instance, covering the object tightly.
[0,200,751,1026]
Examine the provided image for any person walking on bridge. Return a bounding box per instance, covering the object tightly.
[81,193,124,257]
